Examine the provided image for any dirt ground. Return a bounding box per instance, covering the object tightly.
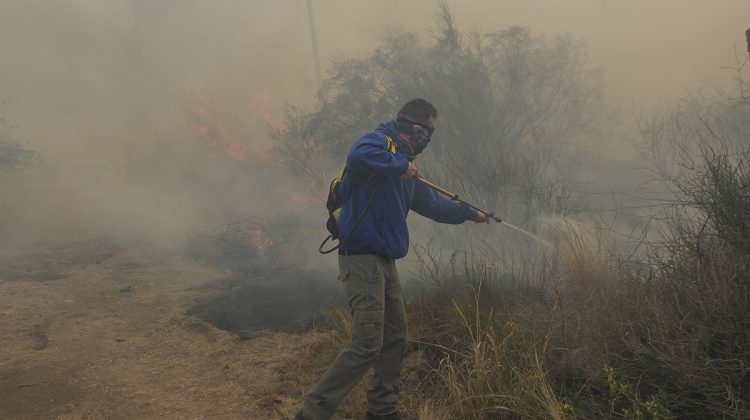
[0,239,357,419]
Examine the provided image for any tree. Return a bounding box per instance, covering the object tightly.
[637,64,750,255]
[636,57,750,178]
[272,4,604,228]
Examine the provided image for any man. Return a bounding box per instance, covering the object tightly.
[296,98,487,420]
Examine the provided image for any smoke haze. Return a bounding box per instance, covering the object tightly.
[0,0,748,253]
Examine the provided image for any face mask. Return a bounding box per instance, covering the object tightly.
[395,116,433,160]
[405,125,431,157]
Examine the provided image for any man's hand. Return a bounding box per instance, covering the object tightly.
[400,161,418,180]
[475,210,488,223]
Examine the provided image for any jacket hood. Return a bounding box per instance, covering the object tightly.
[376,120,412,157]
[376,120,399,139]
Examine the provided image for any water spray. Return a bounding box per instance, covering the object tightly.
[415,176,553,248]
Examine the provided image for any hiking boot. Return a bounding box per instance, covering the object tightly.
[365,412,401,420]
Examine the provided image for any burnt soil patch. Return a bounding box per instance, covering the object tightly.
[183,216,440,338]
[185,216,344,335]
[187,270,341,336]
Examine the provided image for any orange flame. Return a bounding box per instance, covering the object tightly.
[187,99,249,160]
[263,113,288,135]
[187,97,284,167]
[247,229,275,255]
[253,87,271,108]
[226,142,247,161]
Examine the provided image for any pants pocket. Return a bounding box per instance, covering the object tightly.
[352,309,384,355]
[338,267,349,282]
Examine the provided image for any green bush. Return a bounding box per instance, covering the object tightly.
[0,118,35,170]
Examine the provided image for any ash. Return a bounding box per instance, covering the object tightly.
[185,216,341,335]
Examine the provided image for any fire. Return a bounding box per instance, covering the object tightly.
[256,84,288,133]
[263,113,288,135]
[186,96,283,167]
[226,142,247,161]
[247,229,275,255]
[186,88,322,212]
[187,99,248,161]
[253,87,271,108]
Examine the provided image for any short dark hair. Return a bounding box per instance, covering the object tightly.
[397,98,437,125]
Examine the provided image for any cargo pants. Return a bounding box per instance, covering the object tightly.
[301,253,407,419]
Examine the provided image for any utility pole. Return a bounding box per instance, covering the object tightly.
[306,0,322,90]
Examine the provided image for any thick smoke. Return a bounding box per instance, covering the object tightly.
[0,0,748,255]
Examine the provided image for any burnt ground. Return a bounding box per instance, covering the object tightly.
[0,239,358,419]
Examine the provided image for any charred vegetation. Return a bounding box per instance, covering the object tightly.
[184,216,341,335]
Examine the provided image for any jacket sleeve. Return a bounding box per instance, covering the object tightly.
[410,182,478,224]
[347,134,409,177]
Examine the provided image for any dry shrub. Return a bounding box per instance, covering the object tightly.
[417,401,453,420]
[405,238,595,419]
[548,217,623,299]
[405,146,750,419]
[604,235,750,418]
[598,144,750,418]
[316,148,748,418]
[405,219,652,419]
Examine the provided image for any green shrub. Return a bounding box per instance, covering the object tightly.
[0,118,35,170]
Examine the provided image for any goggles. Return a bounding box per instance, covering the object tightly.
[396,115,435,137]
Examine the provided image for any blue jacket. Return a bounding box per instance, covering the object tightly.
[337,121,477,259]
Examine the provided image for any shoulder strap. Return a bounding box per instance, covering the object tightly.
[319,134,397,254]
[385,134,396,154]
[339,134,394,183]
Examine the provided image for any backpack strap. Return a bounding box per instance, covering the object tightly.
[385,134,396,154]
[319,133,398,254]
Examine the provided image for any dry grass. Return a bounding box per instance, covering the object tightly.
[5,204,742,418]
[398,209,749,419]
[304,188,748,419]
[0,241,343,419]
